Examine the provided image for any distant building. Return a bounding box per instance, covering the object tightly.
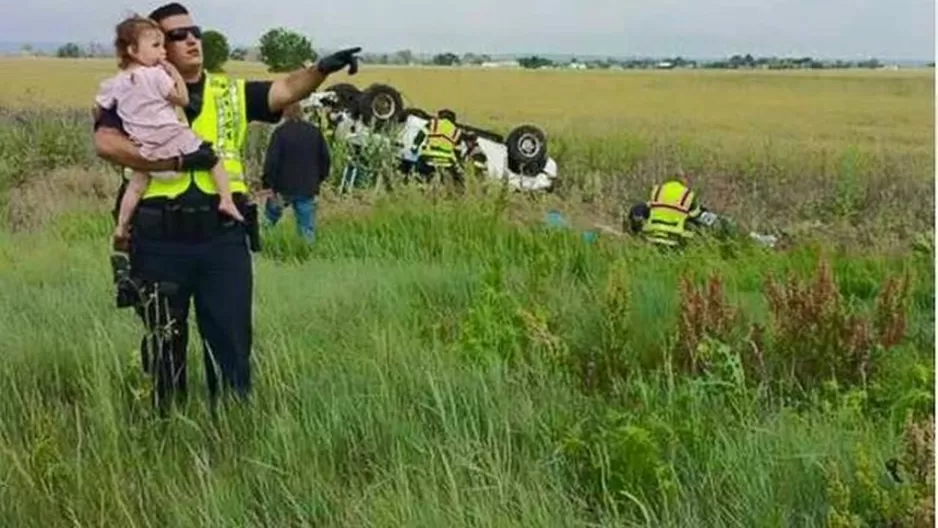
[481,60,520,68]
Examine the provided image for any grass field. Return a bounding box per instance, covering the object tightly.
[0,57,934,526]
[3,58,933,151]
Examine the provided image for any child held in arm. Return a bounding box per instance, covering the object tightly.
[95,14,243,245]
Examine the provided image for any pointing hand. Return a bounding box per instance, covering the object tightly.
[316,47,362,76]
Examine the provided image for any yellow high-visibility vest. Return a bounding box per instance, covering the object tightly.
[419,117,461,166]
[642,180,701,246]
[141,73,248,200]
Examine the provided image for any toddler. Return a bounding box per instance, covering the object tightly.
[95,14,243,244]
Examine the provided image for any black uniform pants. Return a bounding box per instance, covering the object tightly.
[129,205,253,411]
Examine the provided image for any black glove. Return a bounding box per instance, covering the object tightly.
[316,47,362,76]
[178,142,219,171]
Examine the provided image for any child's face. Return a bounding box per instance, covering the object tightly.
[131,29,167,66]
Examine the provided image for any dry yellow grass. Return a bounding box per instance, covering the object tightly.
[2,57,933,155]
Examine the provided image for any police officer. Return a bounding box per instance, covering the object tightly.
[93,1,361,412]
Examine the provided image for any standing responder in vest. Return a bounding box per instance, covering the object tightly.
[626,178,705,248]
[416,109,464,183]
[92,1,361,413]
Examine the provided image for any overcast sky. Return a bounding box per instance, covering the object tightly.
[2,0,934,59]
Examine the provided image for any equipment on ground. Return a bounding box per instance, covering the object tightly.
[300,83,558,192]
[694,210,779,248]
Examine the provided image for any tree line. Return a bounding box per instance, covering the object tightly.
[53,27,317,73]
[50,28,920,71]
[515,54,893,70]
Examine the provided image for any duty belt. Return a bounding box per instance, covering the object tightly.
[131,201,242,242]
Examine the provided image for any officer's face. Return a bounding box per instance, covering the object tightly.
[158,13,203,74]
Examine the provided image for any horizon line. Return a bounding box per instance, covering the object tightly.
[0,40,932,63]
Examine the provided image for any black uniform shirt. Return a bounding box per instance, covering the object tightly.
[93,73,283,205]
[262,119,331,198]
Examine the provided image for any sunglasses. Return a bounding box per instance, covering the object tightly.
[164,25,202,42]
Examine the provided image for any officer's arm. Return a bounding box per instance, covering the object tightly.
[266,47,362,114]
[94,126,178,172]
[91,103,177,171]
[267,67,328,114]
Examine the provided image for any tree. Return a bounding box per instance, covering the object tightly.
[86,41,107,57]
[518,55,554,69]
[258,28,317,73]
[432,52,460,66]
[462,52,488,65]
[201,29,230,72]
[56,42,82,58]
[392,49,413,65]
[230,47,249,61]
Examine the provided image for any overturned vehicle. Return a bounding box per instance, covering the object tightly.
[299,83,558,192]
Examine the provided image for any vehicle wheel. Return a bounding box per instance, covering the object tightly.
[325,83,361,111]
[358,83,404,128]
[505,125,548,175]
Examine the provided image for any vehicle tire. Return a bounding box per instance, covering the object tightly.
[505,124,548,175]
[325,83,361,111]
[358,83,404,128]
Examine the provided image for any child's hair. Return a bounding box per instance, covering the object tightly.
[114,15,162,69]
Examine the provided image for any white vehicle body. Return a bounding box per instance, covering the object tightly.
[395,113,557,191]
[300,91,558,192]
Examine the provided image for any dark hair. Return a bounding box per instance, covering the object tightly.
[114,15,162,69]
[438,109,456,121]
[148,2,188,23]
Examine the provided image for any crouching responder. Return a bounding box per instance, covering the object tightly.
[415,109,465,183]
[626,177,710,248]
[626,178,779,250]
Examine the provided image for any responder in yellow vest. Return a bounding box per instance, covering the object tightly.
[626,178,705,248]
[416,109,465,182]
[308,105,338,144]
[626,179,779,250]
[92,1,361,414]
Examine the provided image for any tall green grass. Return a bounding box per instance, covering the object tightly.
[0,182,933,526]
[0,94,934,526]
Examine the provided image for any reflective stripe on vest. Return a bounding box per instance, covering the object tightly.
[420,118,460,161]
[142,73,248,200]
[643,181,695,243]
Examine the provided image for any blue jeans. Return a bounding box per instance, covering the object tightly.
[265,194,318,242]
